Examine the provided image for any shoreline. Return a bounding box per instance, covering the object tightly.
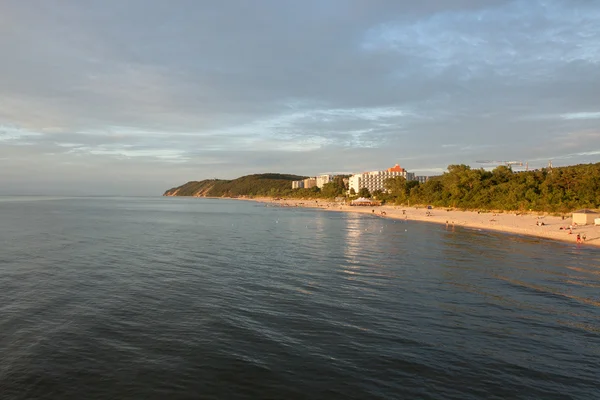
[245,196,600,248]
[166,195,600,248]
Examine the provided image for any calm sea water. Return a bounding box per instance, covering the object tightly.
[1,197,599,399]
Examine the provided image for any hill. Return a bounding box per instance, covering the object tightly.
[163,173,307,198]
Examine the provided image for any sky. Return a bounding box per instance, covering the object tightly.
[1,0,599,195]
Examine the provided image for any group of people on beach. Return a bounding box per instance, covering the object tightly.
[559,223,576,232]
[554,223,588,243]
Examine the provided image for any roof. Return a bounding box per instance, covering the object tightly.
[387,164,405,172]
[573,209,599,214]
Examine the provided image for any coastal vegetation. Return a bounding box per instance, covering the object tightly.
[382,163,600,212]
[164,162,600,213]
[163,173,308,198]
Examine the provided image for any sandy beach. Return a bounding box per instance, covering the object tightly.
[248,197,600,247]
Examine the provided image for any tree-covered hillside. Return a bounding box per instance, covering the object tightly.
[164,173,308,197]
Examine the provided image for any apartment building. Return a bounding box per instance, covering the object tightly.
[349,164,413,194]
[316,174,334,188]
[303,178,317,189]
[291,180,304,189]
[292,175,331,190]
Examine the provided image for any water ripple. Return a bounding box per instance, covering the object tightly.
[1,197,599,400]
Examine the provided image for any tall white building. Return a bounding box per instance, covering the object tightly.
[349,164,411,194]
[316,174,334,188]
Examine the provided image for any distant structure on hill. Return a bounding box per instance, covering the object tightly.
[303,178,317,189]
[291,174,333,190]
[291,180,304,189]
[315,174,333,188]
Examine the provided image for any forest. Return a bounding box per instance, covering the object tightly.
[163,173,308,198]
[164,163,600,213]
[380,163,599,212]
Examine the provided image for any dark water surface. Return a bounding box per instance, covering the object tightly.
[1,197,599,399]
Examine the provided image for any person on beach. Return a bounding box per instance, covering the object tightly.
[576,234,581,243]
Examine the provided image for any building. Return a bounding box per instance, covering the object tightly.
[291,180,304,189]
[414,175,429,184]
[303,178,317,189]
[316,174,334,188]
[350,197,380,206]
[292,175,335,190]
[572,209,600,225]
[349,164,411,194]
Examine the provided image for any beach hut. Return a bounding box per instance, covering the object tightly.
[572,209,600,225]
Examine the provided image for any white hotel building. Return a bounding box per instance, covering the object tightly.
[349,164,414,194]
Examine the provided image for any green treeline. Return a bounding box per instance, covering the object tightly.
[382,163,600,212]
[163,173,308,197]
[164,163,600,213]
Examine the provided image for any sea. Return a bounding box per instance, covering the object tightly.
[1,196,599,399]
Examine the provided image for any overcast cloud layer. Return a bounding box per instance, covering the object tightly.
[1,0,599,195]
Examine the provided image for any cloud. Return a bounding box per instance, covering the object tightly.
[560,112,600,121]
[550,130,600,148]
[362,0,600,80]
[0,0,599,195]
[0,125,42,144]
